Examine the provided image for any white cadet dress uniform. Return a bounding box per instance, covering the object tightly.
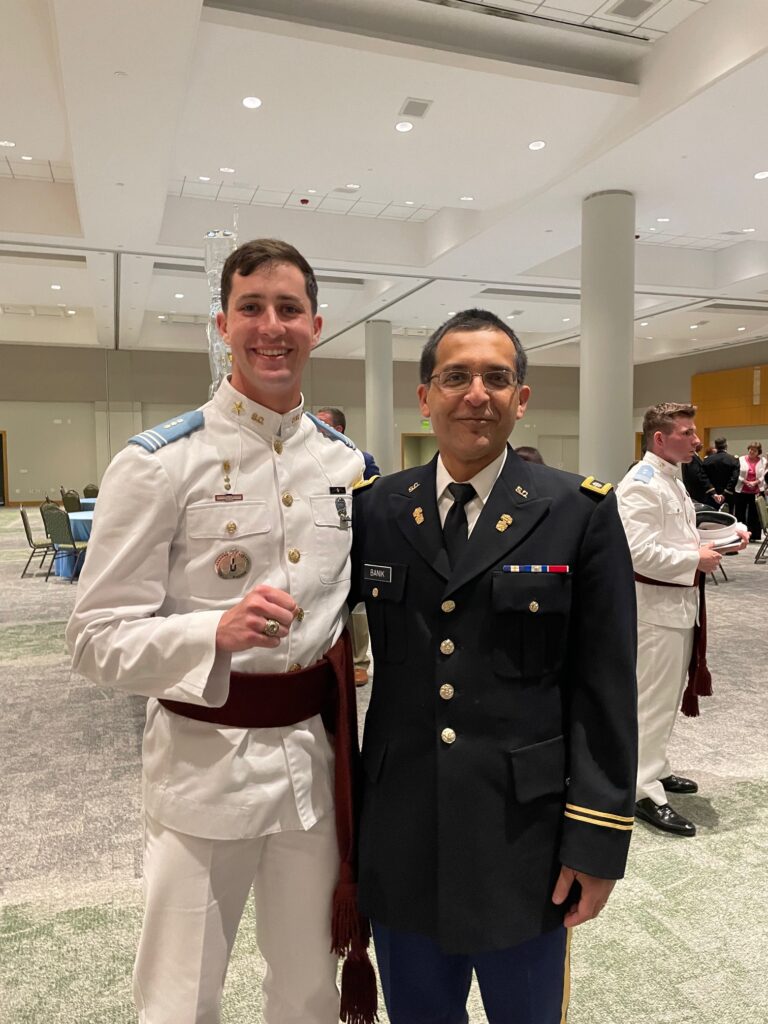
[616,451,701,807]
[67,376,364,1024]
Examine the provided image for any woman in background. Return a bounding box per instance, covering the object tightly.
[730,441,767,541]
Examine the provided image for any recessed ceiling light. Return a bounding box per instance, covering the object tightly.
[742,227,756,232]
[21,155,33,161]
[649,227,657,232]
[51,284,61,290]
[459,195,474,202]
[307,188,317,194]
[562,317,571,323]
[737,326,747,331]
[645,336,654,340]
[506,315,515,320]
[319,303,329,309]
[640,321,649,326]
[158,315,166,320]
[689,324,698,329]
[57,303,66,308]
[657,217,670,223]
[346,183,361,190]
[66,309,76,316]
[219,167,235,174]
[198,176,210,182]
[754,171,768,180]
[174,293,184,299]
[395,121,414,133]
[405,201,415,206]
[242,96,262,109]
[0,140,16,148]
[528,140,546,151]
[448,311,456,315]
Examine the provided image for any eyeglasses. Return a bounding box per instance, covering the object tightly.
[429,369,518,392]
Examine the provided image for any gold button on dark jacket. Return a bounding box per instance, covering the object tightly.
[441,727,456,744]
[440,639,455,655]
[441,600,456,613]
[439,683,455,700]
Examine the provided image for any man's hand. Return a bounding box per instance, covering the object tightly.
[714,493,724,505]
[697,542,722,573]
[735,527,750,550]
[551,866,616,927]
[216,585,298,652]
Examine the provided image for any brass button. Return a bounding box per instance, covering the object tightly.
[226,521,237,535]
[288,548,301,563]
[439,683,455,700]
[371,587,379,598]
[274,439,283,454]
[440,639,455,656]
[296,607,305,622]
[282,493,293,507]
[288,662,302,672]
[441,727,456,745]
[441,600,456,614]
[529,600,539,613]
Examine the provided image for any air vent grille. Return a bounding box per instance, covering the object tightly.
[701,302,768,314]
[399,97,433,118]
[605,0,655,20]
[478,287,579,301]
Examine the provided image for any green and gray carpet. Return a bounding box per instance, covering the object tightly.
[1,508,766,1022]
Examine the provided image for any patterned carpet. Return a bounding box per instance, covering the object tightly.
[1,507,766,1023]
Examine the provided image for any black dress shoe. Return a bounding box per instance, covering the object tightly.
[635,798,696,837]
[660,773,698,794]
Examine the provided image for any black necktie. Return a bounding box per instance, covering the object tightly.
[443,482,476,567]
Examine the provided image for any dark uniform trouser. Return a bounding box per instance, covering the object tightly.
[372,921,570,1024]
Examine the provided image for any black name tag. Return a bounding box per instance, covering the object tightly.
[329,486,346,494]
[363,563,392,583]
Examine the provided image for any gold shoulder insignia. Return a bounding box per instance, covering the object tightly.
[580,475,613,497]
[353,476,379,491]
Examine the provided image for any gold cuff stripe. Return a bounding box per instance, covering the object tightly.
[564,811,633,832]
[565,803,634,823]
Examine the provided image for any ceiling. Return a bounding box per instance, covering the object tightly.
[1,0,768,370]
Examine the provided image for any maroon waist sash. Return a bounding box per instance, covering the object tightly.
[159,658,334,728]
[633,571,711,717]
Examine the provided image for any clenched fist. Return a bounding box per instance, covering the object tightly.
[216,585,298,652]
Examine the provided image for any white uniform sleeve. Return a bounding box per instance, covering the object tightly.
[66,446,231,704]
[616,481,699,586]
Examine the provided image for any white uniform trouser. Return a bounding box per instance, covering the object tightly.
[636,621,695,806]
[133,813,340,1024]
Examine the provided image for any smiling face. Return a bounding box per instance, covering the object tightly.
[216,261,321,412]
[417,327,530,481]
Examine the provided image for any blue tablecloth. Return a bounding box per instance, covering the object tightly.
[80,497,97,510]
[54,511,94,578]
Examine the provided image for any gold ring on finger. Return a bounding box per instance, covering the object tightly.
[263,618,280,638]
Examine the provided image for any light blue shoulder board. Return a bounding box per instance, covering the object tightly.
[633,463,655,484]
[128,409,205,453]
[305,412,357,450]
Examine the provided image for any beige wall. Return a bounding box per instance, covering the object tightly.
[3,337,768,500]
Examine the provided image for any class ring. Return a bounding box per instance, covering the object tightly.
[263,618,280,638]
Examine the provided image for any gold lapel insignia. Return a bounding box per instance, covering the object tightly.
[515,485,529,499]
[232,401,244,415]
[495,513,514,532]
[408,481,420,493]
[413,506,425,525]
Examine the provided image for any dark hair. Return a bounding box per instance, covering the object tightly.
[714,437,727,451]
[419,309,528,386]
[317,406,346,432]
[747,440,763,455]
[220,238,318,314]
[642,402,697,451]
[515,445,544,465]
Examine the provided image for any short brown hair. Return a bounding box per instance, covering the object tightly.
[747,441,763,455]
[642,402,697,450]
[220,238,318,314]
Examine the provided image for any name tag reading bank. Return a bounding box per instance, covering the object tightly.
[363,564,392,583]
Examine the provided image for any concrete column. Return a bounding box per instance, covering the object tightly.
[365,320,395,475]
[579,190,635,484]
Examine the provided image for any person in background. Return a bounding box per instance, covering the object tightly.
[514,445,544,465]
[351,308,637,1024]
[67,239,374,1024]
[316,406,379,686]
[702,437,739,510]
[616,404,748,839]
[730,441,767,541]
[681,441,717,507]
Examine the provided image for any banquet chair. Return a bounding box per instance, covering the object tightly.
[20,508,55,578]
[39,499,59,538]
[755,497,768,565]
[62,489,82,513]
[83,483,99,498]
[42,505,88,582]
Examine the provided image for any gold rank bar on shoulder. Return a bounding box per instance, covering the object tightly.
[564,803,634,832]
[580,475,613,497]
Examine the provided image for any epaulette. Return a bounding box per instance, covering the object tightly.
[580,475,613,498]
[632,464,655,484]
[128,410,204,452]
[353,475,379,491]
[305,412,357,449]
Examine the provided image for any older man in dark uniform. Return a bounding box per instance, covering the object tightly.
[351,309,637,1024]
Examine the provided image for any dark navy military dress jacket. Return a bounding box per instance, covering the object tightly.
[350,447,638,955]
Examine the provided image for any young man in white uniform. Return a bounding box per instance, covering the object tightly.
[67,239,367,1023]
[616,403,747,837]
